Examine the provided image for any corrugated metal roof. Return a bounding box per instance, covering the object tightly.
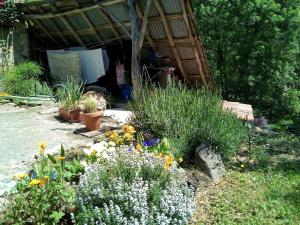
[21,0,214,88]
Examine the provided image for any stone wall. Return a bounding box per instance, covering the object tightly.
[0,23,30,70]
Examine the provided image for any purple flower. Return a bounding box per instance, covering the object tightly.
[143,138,160,147]
[127,148,133,153]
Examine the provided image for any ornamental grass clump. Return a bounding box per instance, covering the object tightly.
[129,84,248,160]
[75,127,195,224]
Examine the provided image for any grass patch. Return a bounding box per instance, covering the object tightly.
[192,132,300,225]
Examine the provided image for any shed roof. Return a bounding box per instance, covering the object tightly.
[22,0,214,88]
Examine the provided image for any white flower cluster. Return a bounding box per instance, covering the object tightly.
[83,141,118,161]
[75,146,195,225]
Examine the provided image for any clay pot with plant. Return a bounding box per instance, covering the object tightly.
[58,79,83,122]
[80,96,104,131]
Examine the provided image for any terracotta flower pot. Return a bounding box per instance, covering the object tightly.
[81,111,103,131]
[59,108,81,122]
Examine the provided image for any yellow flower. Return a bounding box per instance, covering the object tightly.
[123,133,132,141]
[135,144,142,151]
[109,131,119,141]
[44,175,50,181]
[0,92,9,97]
[178,157,183,163]
[105,130,112,137]
[13,173,28,180]
[55,156,66,161]
[122,125,135,134]
[157,153,164,159]
[29,179,41,186]
[164,155,174,171]
[38,141,47,155]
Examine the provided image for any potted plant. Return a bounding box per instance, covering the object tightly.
[80,96,103,131]
[58,79,83,122]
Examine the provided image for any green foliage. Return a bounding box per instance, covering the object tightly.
[57,78,83,111]
[193,132,300,224]
[0,145,75,225]
[0,1,22,27]
[129,84,247,160]
[2,61,52,96]
[194,0,300,121]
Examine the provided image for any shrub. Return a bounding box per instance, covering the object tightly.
[2,61,52,96]
[0,144,76,224]
[129,84,247,160]
[75,144,195,224]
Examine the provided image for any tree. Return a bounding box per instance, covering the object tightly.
[194,0,300,121]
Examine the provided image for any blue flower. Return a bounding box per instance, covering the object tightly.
[50,170,57,180]
[127,148,133,153]
[30,170,37,179]
[143,138,160,147]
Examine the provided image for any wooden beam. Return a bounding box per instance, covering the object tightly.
[96,6,121,40]
[49,18,70,46]
[138,0,153,49]
[59,15,85,46]
[186,0,215,89]
[136,1,156,51]
[80,11,103,42]
[181,0,206,86]
[98,5,131,38]
[153,0,190,84]
[34,19,61,47]
[128,0,142,90]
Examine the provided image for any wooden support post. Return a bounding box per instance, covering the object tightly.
[128,0,142,91]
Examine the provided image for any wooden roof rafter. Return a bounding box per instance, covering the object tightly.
[21,0,214,88]
[153,0,191,84]
[34,19,62,47]
[60,15,85,47]
[181,0,206,86]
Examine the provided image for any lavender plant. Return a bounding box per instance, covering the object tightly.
[75,146,195,224]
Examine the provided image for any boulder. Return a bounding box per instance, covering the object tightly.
[194,142,226,181]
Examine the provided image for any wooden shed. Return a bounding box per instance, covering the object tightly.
[22,0,214,89]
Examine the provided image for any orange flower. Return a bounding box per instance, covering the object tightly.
[39,179,47,187]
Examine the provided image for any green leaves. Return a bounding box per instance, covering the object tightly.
[49,211,65,223]
[194,0,300,121]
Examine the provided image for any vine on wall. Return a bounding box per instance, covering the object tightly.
[0,0,22,77]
